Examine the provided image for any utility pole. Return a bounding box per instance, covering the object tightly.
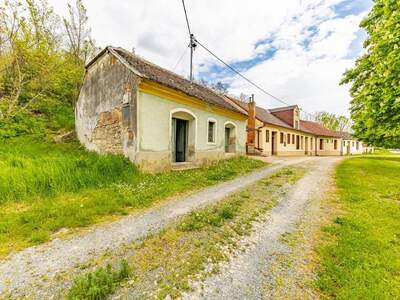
[189,34,197,81]
[182,0,196,81]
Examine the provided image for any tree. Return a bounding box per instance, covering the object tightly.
[314,111,351,132]
[198,79,229,95]
[63,0,98,64]
[341,0,400,148]
[0,0,97,139]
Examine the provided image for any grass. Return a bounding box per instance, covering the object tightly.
[65,167,305,300]
[0,137,265,257]
[316,156,400,299]
[67,261,131,300]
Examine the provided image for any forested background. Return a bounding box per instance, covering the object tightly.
[0,0,98,140]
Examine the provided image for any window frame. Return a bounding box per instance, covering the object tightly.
[280,132,284,144]
[265,130,270,143]
[207,118,217,144]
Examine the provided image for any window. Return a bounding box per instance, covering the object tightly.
[352,141,355,147]
[334,140,338,150]
[296,135,300,150]
[356,141,359,150]
[265,130,270,143]
[311,138,313,150]
[287,133,290,144]
[295,120,299,129]
[292,134,295,144]
[280,132,284,144]
[301,136,304,149]
[320,139,324,150]
[208,121,216,143]
[122,104,130,127]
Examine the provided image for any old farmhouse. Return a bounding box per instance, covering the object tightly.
[76,47,247,172]
[224,96,343,156]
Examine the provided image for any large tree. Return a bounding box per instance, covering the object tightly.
[314,111,351,132]
[341,0,400,148]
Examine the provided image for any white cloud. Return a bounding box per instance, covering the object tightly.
[48,0,371,116]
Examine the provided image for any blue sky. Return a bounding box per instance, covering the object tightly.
[49,0,373,116]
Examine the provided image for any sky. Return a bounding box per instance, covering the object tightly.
[49,0,373,117]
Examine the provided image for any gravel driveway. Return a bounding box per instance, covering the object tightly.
[182,156,342,300]
[0,156,314,298]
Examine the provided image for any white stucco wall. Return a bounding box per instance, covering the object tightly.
[341,139,364,155]
[136,91,246,169]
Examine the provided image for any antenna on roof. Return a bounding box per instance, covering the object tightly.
[182,0,197,81]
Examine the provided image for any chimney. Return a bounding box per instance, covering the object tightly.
[247,94,256,153]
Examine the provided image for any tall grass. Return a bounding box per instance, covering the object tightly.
[0,137,266,256]
[0,137,137,203]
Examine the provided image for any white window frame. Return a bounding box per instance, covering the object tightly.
[207,117,217,145]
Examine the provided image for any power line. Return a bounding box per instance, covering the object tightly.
[172,46,189,71]
[181,0,197,81]
[181,0,192,36]
[194,38,315,119]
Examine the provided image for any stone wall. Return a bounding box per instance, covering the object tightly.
[76,51,139,161]
[91,108,123,154]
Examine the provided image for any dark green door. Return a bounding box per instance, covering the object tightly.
[175,119,187,162]
[225,127,230,152]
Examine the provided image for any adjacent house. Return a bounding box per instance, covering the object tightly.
[75,47,247,172]
[224,96,343,156]
[337,131,374,155]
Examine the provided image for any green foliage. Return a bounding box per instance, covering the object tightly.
[316,156,400,298]
[67,260,131,300]
[0,0,93,140]
[178,199,242,231]
[0,137,138,203]
[314,111,351,132]
[341,0,400,148]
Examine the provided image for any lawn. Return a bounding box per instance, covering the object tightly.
[0,137,265,257]
[316,156,400,299]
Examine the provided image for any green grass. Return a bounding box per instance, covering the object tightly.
[67,260,131,300]
[66,167,305,300]
[0,137,265,257]
[316,156,400,299]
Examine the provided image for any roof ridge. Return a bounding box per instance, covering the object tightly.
[111,47,230,103]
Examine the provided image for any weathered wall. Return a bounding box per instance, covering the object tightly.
[136,91,246,171]
[75,52,139,160]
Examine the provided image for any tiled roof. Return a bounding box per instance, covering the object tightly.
[336,131,354,140]
[269,105,298,112]
[299,120,342,138]
[94,47,244,115]
[226,97,293,129]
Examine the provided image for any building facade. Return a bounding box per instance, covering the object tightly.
[225,97,343,157]
[76,47,247,172]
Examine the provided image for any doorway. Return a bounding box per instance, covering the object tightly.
[172,118,188,162]
[224,122,236,153]
[225,127,230,152]
[271,131,278,155]
[305,137,309,154]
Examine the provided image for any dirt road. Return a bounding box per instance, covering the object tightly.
[0,157,315,298]
[182,156,341,300]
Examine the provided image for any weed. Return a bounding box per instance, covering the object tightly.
[67,260,131,300]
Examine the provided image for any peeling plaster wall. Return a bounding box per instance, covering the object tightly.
[75,52,139,161]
